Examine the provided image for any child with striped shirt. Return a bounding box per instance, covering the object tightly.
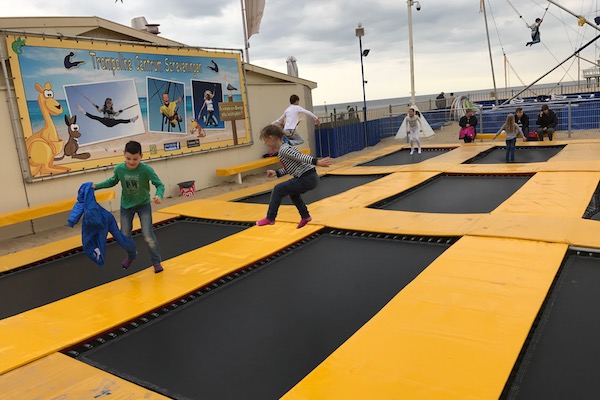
[256,124,333,228]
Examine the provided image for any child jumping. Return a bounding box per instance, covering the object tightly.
[92,140,165,273]
[526,18,543,46]
[272,94,320,146]
[493,113,525,163]
[404,107,422,154]
[256,124,333,228]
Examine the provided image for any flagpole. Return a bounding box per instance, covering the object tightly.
[240,0,250,62]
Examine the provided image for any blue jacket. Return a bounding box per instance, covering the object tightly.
[67,182,136,266]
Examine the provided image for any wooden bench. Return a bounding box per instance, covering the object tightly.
[0,190,115,228]
[216,148,311,184]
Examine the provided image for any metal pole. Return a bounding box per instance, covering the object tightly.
[407,0,416,106]
[359,34,368,147]
[546,0,600,33]
[240,0,250,62]
[482,0,498,106]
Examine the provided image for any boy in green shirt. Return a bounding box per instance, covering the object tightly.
[93,141,165,273]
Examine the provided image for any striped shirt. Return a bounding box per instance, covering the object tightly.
[276,143,317,178]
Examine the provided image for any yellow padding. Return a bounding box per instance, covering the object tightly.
[216,148,310,176]
[0,352,169,399]
[492,171,600,218]
[0,223,321,375]
[0,190,115,227]
[0,212,176,273]
[283,236,567,400]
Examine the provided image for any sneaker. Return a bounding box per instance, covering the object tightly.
[409,150,414,155]
[122,258,134,270]
[154,264,164,273]
[297,216,312,229]
[256,218,275,226]
[418,149,422,154]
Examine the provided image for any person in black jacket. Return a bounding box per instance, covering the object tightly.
[536,104,558,141]
[459,108,478,143]
[515,107,531,140]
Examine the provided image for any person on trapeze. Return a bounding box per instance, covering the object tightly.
[526,18,543,46]
[76,98,139,127]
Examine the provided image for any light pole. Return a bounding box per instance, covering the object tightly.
[356,23,369,147]
[407,0,421,106]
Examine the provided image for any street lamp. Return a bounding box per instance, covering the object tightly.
[407,0,421,106]
[355,23,369,147]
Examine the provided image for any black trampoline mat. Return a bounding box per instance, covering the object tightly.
[0,219,247,320]
[235,174,384,205]
[371,175,530,214]
[466,146,564,164]
[79,232,451,400]
[504,254,600,399]
[359,148,452,166]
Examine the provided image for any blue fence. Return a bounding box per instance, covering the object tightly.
[315,98,600,158]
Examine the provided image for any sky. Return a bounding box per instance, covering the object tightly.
[4,0,600,107]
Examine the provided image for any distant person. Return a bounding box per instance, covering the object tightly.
[536,104,558,141]
[256,124,333,229]
[459,108,477,143]
[272,94,320,146]
[347,105,356,119]
[526,18,543,46]
[493,113,525,163]
[92,141,165,274]
[159,93,182,128]
[436,92,446,109]
[515,107,531,140]
[404,107,422,154]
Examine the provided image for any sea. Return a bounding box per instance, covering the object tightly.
[313,81,589,115]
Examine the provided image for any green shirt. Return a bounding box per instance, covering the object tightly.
[95,162,165,209]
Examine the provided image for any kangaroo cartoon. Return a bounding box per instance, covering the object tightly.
[55,115,91,160]
[25,82,70,176]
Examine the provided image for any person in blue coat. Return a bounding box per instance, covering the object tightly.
[67,182,136,267]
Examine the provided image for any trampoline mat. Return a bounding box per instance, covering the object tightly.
[359,148,452,166]
[0,219,247,320]
[235,174,384,204]
[370,174,530,214]
[466,146,564,164]
[503,253,600,399]
[77,231,452,400]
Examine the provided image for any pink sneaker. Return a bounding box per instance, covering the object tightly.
[256,218,275,226]
[297,216,312,229]
[122,258,134,270]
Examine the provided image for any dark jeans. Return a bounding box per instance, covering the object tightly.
[505,138,516,162]
[538,127,554,141]
[120,202,161,265]
[267,169,319,220]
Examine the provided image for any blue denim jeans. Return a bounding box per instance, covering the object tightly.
[267,169,319,220]
[284,129,304,146]
[120,202,161,265]
[505,138,517,162]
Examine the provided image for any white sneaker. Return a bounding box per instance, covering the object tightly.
[409,150,414,155]
[418,149,422,154]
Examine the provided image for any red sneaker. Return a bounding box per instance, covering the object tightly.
[256,218,275,226]
[297,216,312,229]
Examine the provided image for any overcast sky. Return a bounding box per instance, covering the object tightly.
[3,0,600,106]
